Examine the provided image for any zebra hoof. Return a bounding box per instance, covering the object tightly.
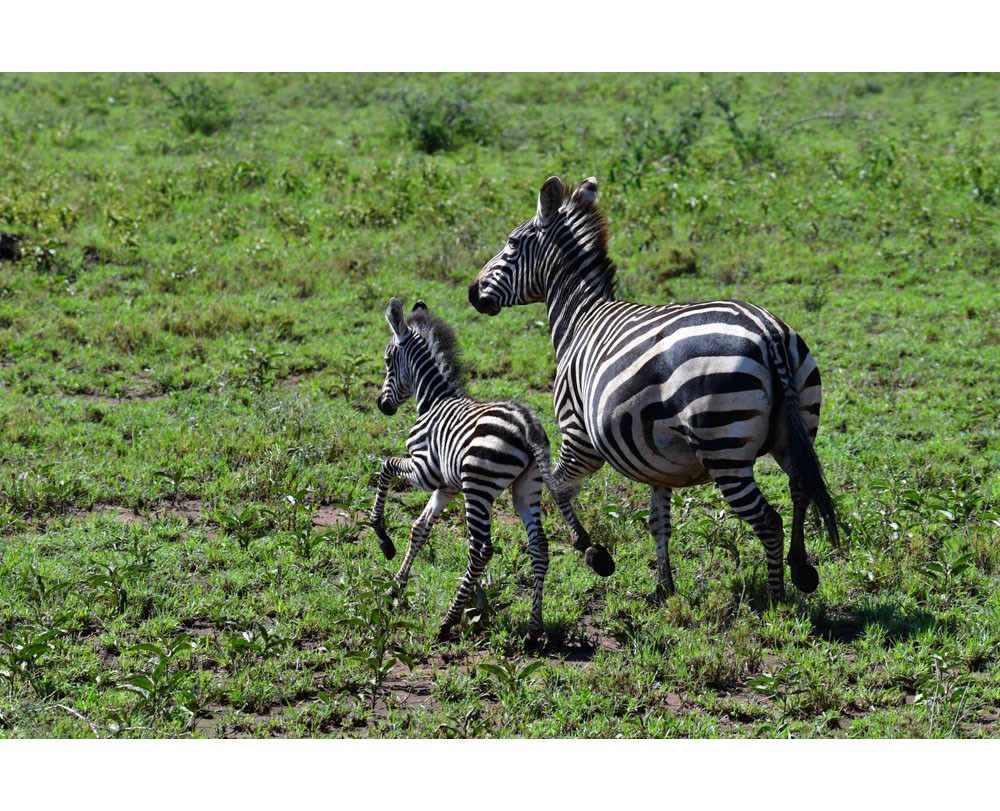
[584,544,616,577]
[371,523,397,559]
[790,562,819,594]
[436,625,452,644]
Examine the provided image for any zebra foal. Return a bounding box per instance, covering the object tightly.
[369,297,612,643]
[469,176,839,604]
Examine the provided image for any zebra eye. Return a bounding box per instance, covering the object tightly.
[507,237,519,251]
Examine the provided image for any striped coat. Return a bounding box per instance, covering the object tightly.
[469,176,838,602]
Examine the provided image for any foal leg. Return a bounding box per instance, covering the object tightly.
[511,468,550,644]
[392,488,456,596]
[438,491,496,642]
[369,456,424,559]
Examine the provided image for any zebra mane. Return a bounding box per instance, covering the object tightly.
[557,179,618,302]
[407,308,466,392]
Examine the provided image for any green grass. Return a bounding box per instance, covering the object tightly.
[1,72,998,738]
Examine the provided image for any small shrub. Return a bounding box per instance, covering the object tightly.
[394,84,489,154]
[148,74,233,136]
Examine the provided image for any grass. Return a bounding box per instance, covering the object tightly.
[0,72,998,738]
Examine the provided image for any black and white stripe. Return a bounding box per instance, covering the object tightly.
[469,176,838,602]
[369,297,612,643]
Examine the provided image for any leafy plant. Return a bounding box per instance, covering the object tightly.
[153,465,199,503]
[119,634,200,724]
[214,504,275,550]
[710,86,778,167]
[223,621,290,662]
[230,345,286,394]
[0,625,61,696]
[610,101,704,188]
[394,83,489,154]
[336,574,417,710]
[147,74,233,136]
[436,706,487,739]
[914,653,976,737]
[477,655,545,703]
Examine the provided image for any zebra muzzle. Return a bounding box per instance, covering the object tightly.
[376,394,398,416]
[468,282,500,315]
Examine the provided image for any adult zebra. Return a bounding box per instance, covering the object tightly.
[370,297,613,643]
[468,176,839,603]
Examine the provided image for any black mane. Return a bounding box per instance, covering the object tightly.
[407,308,466,391]
[556,179,618,303]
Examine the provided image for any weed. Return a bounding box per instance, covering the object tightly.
[710,86,779,167]
[152,465,199,503]
[147,74,233,136]
[214,504,275,550]
[436,706,487,738]
[914,653,976,737]
[477,656,545,699]
[394,83,489,154]
[119,633,201,726]
[610,101,704,188]
[0,625,61,696]
[229,345,285,394]
[223,621,291,663]
[336,574,417,711]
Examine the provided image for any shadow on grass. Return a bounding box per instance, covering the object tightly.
[810,599,942,644]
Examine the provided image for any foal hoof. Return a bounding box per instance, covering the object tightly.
[436,625,452,643]
[371,523,397,560]
[790,562,819,594]
[584,544,616,577]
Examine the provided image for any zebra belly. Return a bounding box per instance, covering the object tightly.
[581,357,773,488]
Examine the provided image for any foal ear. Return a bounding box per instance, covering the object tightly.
[412,300,428,314]
[385,297,409,343]
[536,175,564,226]
[570,176,598,208]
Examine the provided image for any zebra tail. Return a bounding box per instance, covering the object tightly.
[776,355,840,547]
[515,405,573,504]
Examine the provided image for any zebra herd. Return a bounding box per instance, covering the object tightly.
[371,175,839,643]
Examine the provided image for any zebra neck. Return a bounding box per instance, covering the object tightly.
[412,374,460,415]
[544,256,614,356]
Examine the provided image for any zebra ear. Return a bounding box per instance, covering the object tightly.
[536,176,564,226]
[412,300,428,314]
[385,297,408,343]
[571,176,598,207]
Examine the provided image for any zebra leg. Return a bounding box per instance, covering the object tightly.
[392,488,456,597]
[786,477,819,593]
[550,444,615,577]
[649,485,677,600]
[512,469,550,645]
[713,470,786,603]
[438,492,495,642]
[369,457,411,559]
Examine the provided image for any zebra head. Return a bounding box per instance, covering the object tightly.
[376,297,417,416]
[377,298,463,416]
[469,175,602,316]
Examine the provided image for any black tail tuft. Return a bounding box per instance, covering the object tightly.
[784,398,839,547]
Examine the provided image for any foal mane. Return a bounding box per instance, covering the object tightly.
[407,308,466,392]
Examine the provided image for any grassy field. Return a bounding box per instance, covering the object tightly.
[0,72,998,739]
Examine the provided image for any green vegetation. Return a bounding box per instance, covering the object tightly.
[0,73,997,738]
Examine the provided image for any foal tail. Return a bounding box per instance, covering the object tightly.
[511,402,616,577]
